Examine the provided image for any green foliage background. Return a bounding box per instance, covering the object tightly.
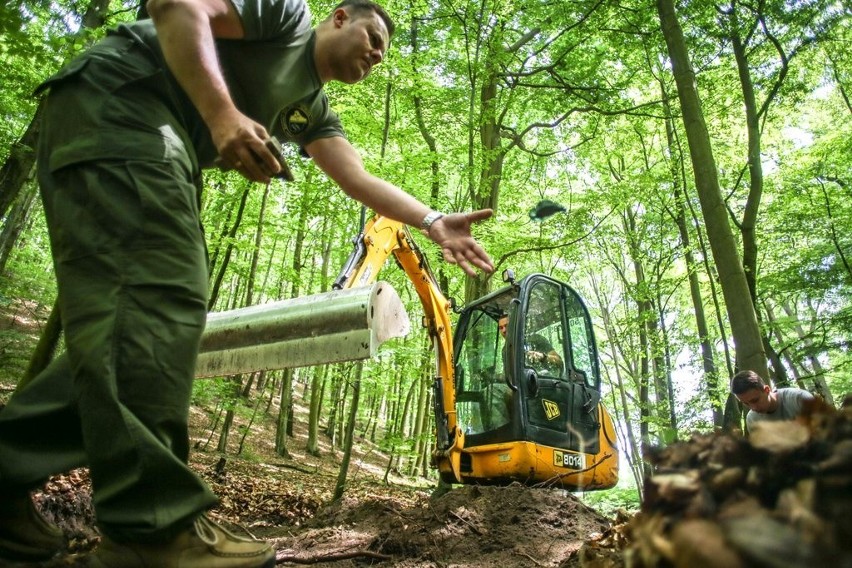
[1,0,850,496]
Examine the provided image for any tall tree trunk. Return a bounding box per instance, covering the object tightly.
[324,366,344,446]
[0,104,42,221]
[464,67,504,303]
[687,196,742,426]
[274,368,294,458]
[687,195,735,380]
[237,375,269,455]
[359,388,376,440]
[410,352,431,477]
[207,196,234,279]
[396,377,417,475]
[621,209,655,455]
[420,387,433,479]
[307,365,327,456]
[727,7,764,307]
[779,301,836,405]
[654,290,677,438]
[656,0,768,400]
[306,210,336,456]
[208,184,251,310]
[217,370,257,454]
[0,0,114,218]
[763,300,807,385]
[273,186,311,456]
[368,387,382,444]
[216,375,244,454]
[661,90,723,426]
[244,181,271,306]
[336,378,348,452]
[218,182,270,451]
[0,182,37,274]
[410,16,441,208]
[333,361,363,501]
[589,271,645,490]
[0,0,116,217]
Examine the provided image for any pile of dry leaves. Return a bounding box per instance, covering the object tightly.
[572,397,852,568]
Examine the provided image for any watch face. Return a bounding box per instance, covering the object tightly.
[422,211,442,230]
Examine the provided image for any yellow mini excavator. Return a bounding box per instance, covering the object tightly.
[197,214,619,491]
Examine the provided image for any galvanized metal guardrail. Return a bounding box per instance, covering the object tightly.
[195,282,410,377]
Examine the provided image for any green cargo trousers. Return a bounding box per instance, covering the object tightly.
[0,35,218,543]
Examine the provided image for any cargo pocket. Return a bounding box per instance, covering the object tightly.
[34,56,92,97]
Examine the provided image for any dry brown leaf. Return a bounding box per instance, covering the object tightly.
[723,515,817,568]
[671,519,743,568]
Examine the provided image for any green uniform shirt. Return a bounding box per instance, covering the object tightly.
[42,0,343,169]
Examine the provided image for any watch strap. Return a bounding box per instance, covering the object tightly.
[420,211,445,232]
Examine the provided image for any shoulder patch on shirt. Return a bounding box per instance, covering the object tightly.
[282,105,311,135]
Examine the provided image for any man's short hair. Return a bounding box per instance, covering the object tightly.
[730,370,766,394]
[332,0,395,37]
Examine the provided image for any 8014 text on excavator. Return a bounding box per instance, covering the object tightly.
[196,213,619,491]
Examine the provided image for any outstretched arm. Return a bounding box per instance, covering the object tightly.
[147,0,281,181]
[306,136,494,276]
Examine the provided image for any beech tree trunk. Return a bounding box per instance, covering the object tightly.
[661,88,723,426]
[273,186,311,456]
[0,182,37,275]
[410,351,431,477]
[333,362,363,501]
[0,105,41,222]
[307,365,327,456]
[656,0,768,408]
[208,184,251,310]
[590,271,645,490]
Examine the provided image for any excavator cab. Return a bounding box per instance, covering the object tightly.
[450,272,619,490]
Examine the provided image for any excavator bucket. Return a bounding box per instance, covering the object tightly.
[195,282,410,378]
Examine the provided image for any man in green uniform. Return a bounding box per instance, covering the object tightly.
[0,0,494,566]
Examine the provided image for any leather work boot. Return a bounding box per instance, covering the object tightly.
[88,515,275,568]
[0,490,66,562]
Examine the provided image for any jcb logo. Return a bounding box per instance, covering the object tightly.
[542,399,560,420]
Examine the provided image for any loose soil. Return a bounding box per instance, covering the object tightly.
[16,404,615,568]
[3,302,851,567]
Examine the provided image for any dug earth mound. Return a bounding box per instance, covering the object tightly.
[32,471,612,567]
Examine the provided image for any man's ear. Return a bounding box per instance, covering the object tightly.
[333,7,349,28]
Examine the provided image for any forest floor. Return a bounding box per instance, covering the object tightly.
[0,299,619,567]
[14,404,618,568]
[1,300,851,567]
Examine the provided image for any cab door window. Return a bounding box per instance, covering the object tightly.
[564,290,598,388]
[455,310,511,433]
[523,282,566,379]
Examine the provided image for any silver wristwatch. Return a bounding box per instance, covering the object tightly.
[420,211,445,232]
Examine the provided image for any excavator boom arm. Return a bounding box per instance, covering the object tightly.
[335,216,463,476]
